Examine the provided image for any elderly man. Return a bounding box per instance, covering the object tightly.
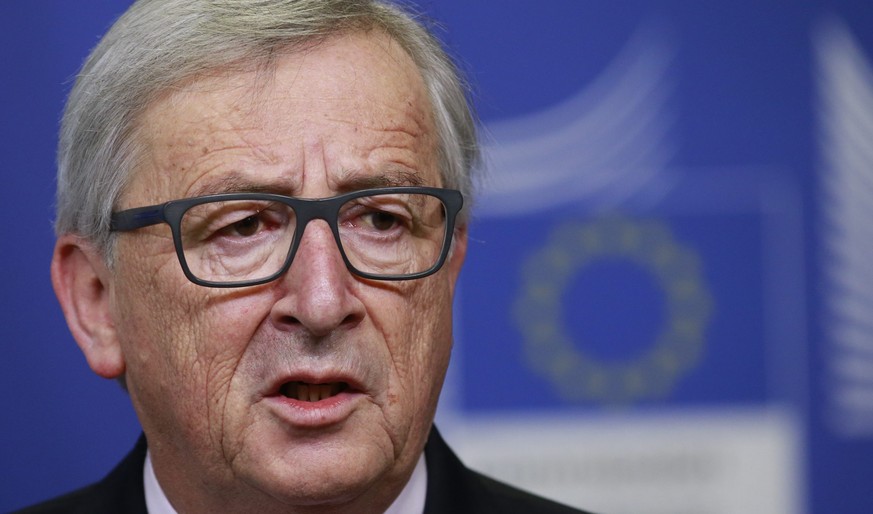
[19,1,589,513]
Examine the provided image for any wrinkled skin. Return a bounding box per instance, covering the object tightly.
[52,31,466,514]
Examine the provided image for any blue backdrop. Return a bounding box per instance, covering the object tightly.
[2,2,873,513]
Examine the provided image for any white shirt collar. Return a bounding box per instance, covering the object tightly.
[385,451,428,514]
[144,449,427,514]
[143,450,178,514]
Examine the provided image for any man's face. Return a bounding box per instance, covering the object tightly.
[106,32,465,511]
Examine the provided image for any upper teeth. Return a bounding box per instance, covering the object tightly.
[281,382,344,402]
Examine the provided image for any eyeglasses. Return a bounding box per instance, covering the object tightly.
[110,187,463,287]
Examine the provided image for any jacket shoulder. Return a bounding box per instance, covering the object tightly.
[423,427,594,514]
[11,483,107,514]
[468,468,594,513]
[10,436,148,514]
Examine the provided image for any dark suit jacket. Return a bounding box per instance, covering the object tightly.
[14,428,591,514]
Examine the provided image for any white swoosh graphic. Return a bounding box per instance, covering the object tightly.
[818,17,873,436]
[478,22,677,217]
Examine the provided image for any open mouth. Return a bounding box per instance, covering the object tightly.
[279,381,349,402]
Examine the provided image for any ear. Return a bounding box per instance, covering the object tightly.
[51,234,125,379]
[446,225,468,291]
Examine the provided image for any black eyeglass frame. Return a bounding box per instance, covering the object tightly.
[110,186,464,288]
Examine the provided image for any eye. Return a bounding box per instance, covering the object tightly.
[211,206,286,241]
[226,215,261,237]
[363,211,400,231]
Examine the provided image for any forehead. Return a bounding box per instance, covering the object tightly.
[125,31,438,204]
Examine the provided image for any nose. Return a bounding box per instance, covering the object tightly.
[268,219,364,337]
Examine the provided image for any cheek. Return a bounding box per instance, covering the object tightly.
[376,278,454,413]
[115,256,201,372]
[112,242,267,438]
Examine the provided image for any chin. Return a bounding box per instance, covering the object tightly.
[234,429,398,508]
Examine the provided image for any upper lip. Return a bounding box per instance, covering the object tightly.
[264,368,367,398]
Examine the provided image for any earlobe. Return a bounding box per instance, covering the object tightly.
[51,235,125,379]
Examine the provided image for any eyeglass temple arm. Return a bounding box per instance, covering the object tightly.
[110,205,166,232]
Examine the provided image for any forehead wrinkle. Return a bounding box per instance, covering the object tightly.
[316,62,433,140]
[152,116,291,200]
[370,35,434,139]
[322,112,429,145]
[173,143,275,199]
[152,72,280,150]
[318,98,437,185]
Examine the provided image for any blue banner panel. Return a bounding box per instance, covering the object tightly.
[460,212,767,412]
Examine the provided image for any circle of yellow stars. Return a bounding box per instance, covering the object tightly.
[513,217,714,405]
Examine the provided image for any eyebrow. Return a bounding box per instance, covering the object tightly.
[187,167,429,198]
[335,168,426,192]
[186,173,295,198]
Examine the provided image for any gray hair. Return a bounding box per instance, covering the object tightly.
[56,0,479,257]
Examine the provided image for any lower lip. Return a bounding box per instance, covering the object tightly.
[265,390,363,428]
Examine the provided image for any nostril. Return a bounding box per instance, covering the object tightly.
[279,315,301,326]
[270,311,362,337]
[269,313,304,332]
[341,313,361,327]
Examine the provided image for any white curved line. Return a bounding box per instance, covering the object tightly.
[477,22,677,217]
